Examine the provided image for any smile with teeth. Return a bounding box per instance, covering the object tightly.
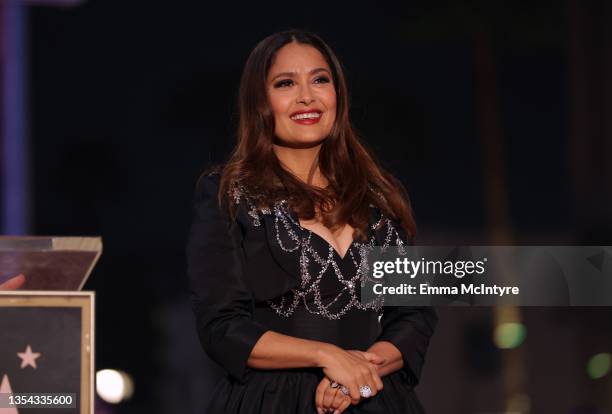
[290,112,321,120]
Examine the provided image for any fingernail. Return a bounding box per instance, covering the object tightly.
[317,409,322,414]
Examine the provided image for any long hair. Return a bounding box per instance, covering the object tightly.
[217,29,416,241]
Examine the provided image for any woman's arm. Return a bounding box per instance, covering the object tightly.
[187,175,268,382]
[247,331,325,369]
[249,331,384,402]
[366,341,404,378]
[374,306,438,384]
[248,331,385,371]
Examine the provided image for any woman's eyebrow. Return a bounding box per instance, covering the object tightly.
[310,67,331,76]
[269,67,331,82]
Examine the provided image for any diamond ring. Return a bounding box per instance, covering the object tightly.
[359,385,372,398]
[330,381,339,389]
[340,385,350,396]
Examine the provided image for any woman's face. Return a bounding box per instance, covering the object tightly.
[267,42,337,148]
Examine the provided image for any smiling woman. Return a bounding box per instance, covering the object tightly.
[187,30,437,414]
[266,42,337,148]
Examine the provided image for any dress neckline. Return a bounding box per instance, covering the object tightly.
[302,227,357,261]
[285,208,363,261]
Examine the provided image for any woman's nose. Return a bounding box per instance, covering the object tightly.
[296,83,314,105]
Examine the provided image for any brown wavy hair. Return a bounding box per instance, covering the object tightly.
[217,29,416,241]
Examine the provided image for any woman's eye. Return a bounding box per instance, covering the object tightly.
[314,76,331,84]
[274,79,293,88]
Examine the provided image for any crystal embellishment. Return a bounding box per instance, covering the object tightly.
[229,183,406,320]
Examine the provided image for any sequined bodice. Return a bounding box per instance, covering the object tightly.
[231,183,407,321]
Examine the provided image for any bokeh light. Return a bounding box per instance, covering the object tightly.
[96,369,135,404]
[587,353,611,380]
[494,322,527,349]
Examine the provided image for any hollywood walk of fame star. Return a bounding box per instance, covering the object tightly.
[17,345,41,369]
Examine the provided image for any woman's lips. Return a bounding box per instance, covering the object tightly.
[290,111,322,125]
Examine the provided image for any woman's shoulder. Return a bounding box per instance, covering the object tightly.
[193,168,265,228]
[194,167,223,197]
[195,168,255,200]
[194,168,240,204]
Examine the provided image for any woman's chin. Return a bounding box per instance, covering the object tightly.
[274,136,328,149]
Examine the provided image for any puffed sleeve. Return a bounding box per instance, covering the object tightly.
[377,306,437,385]
[186,174,268,383]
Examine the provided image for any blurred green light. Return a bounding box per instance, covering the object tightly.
[587,353,611,380]
[494,322,526,349]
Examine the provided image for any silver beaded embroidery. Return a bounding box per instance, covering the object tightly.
[231,183,406,320]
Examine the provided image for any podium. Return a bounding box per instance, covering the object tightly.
[0,236,101,414]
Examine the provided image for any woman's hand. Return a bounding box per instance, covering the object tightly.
[0,273,25,290]
[315,376,351,414]
[366,341,404,378]
[315,350,386,413]
[316,345,385,404]
[346,350,386,366]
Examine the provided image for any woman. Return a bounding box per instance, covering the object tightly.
[187,30,437,414]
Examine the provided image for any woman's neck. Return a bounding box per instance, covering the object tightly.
[273,143,327,188]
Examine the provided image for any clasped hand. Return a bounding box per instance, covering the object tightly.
[315,348,385,414]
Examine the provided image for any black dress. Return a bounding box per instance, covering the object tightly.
[187,173,437,413]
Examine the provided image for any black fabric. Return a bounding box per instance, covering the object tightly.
[187,175,268,382]
[187,173,437,413]
[376,306,437,385]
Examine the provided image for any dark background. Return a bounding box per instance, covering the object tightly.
[3,0,612,413]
